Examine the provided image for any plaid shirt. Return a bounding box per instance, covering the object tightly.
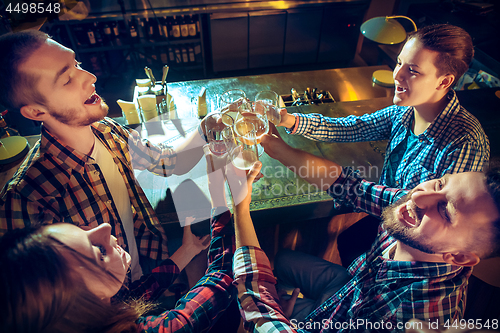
[234,168,472,333]
[0,117,176,260]
[288,90,489,189]
[136,207,236,332]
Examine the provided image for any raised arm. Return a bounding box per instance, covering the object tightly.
[231,162,298,333]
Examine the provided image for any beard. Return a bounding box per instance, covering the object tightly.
[381,193,438,254]
[50,98,109,126]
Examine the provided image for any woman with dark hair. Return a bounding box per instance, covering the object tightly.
[0,151,236,333]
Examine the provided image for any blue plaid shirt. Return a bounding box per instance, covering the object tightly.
[288,90,489,189]
[234,168,472,333]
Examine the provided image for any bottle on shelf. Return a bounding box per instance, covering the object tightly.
[181,46,188,63]
[0,111,20,139]
[188,46,195,63]
[168,47,175,63]
[112,21,123,46]
[188,15,197,37]
[175,47,182,64]
[138,18,146,40]
[147,18,156,42]
[161,16,169,39]
[160,47,168,63]
[87,24,97,46]
[102,22,113,45]
[171,16,181,39]
[180,15,189,38]
[93,23,103,46]
[128,19,139,42]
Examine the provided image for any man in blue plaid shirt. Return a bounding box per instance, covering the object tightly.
[236,132,500,332]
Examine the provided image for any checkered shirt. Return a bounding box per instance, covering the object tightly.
[288,90,489,189]
[136,207,236,332]
[233,169,472,332]
[0,117,176,260]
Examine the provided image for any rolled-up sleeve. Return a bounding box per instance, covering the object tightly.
[327,167,409,216]
[234,246,297,333]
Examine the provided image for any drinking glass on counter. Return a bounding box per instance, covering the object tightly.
[234,99,268,156]
[255,90,280,125]
[205,112,234,156]
[223,123,259,171]
[219,89,247,120]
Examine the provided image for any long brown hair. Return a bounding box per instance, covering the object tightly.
[0,226,151,333]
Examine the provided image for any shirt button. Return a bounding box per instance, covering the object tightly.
[106,200,112,205]
[353,281,356,286]
[339,294,342,297]
[369,269,372,273]
[94,170,100,176]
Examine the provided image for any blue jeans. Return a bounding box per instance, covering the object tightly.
[274,249,351,322]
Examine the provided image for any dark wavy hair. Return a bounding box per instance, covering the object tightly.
[0,226,151,333]
[0,30,48,113]
[408,24,474,88]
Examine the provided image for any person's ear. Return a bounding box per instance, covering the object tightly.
[20,104,48,121]
[437,74,455,90]
[442,252,480,267]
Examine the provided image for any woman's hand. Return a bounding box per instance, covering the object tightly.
[277,108,296,128]
[261,123,295,161]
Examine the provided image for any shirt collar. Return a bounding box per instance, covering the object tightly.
[40,126,88,173]
[372,254,467,283]
[366,228,468,282]
[400,90,460,140]
[39,121,111,173]
[425,90,460,139]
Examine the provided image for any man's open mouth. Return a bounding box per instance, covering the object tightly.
[400,201,418,227]
[85,92,100,105]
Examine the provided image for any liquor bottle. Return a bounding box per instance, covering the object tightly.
[147,18,156,42]
[102,22,113,45]
[181,47,188,63]
[93,23,103,46]
[138,18,146,40]
[180,15,189,38]
[188,15,197,37]
[161,16,169,39]
[175,48,182,64]
[160,47,168,63]
[0,112,19,138]
[89,53,103,77]
[171,16,181,38]
[188,46,195,62]
[87,24,97,46]
[129,19,138,41]
[112,21,123,46]
[168,47,175,63]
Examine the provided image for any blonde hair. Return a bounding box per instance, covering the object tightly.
[0,227,153,333]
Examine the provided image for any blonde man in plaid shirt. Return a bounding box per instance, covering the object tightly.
[0,31,209,281]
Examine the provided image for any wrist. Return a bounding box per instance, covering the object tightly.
[284,113,297,129]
